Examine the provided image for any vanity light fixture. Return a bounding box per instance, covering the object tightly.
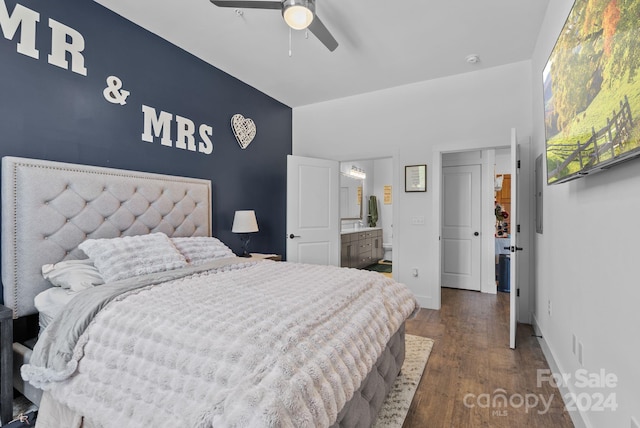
[349,166,366,180]
[232,210,259,257]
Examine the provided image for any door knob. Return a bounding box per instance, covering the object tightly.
[288,234,300,239]
[474,232,479,236]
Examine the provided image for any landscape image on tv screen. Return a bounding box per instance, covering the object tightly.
[543,0,640,184]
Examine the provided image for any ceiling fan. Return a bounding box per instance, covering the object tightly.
[210,0,338,51]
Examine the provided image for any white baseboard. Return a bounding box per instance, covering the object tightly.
[531,314,589,428]
[415,294,438,310]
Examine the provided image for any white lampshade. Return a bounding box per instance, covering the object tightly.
[282,0,314,30]
[232,210,259,233]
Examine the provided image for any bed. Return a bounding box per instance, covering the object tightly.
[1,156,418,427]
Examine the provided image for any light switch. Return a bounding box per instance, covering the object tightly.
[411,216,425,225]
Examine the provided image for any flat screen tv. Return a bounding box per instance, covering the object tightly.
[543,0,640,184]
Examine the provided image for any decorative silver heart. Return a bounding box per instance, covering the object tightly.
[231,114,257,149]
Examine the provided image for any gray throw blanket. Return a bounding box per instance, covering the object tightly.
[23,257,256,386]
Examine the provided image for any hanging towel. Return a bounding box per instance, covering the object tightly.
[368,196,378,227]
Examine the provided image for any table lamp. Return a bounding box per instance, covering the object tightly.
[232,210,259,257]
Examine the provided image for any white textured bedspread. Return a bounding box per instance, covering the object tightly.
[24,260,418,427]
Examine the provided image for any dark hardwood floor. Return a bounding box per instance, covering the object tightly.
[403,288,574,428]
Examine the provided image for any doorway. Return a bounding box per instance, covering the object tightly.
[440,150,495,293]
[433,132,528,349]
[338,157,394,277]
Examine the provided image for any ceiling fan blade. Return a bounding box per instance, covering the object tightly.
[210,0,282,10]
[307,15,338,51]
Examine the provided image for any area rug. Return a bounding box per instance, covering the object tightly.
[374,334,434,428]
[11,394,37,422]
[12,335,435,427]
[364,262,392,273]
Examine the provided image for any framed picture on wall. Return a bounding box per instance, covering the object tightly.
[543,0,640,184]
[405,164,426,192]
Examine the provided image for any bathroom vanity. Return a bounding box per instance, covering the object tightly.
[340,228,383,269]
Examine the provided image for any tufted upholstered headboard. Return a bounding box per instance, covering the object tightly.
[1,157,212,318]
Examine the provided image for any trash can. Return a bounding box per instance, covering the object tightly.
[498,254,510,292]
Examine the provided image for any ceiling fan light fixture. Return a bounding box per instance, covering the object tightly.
[283,0,314,30]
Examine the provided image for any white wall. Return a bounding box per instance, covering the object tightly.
[495,148,511,174]
[293,61,533,311]
[531,1,640,427]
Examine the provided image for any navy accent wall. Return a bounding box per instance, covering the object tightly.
[0,0,292,304]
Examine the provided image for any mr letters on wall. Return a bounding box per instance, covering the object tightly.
[1,0,217,155]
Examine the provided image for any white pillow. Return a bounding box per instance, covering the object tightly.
[34,287,76,331]
[170,236,234,265]
[79,233,188,283]
[42,259,105,292]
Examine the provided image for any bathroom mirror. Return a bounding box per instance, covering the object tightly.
[340,173,363,220]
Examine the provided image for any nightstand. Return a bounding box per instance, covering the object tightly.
[249,253,282,261]
[0,304,13,425]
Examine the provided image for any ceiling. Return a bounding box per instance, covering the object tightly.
[95,0,550,107]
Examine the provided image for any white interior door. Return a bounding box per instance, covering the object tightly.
[286,155,340,265]
[509,129,520,349]
[441,164,482,291]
